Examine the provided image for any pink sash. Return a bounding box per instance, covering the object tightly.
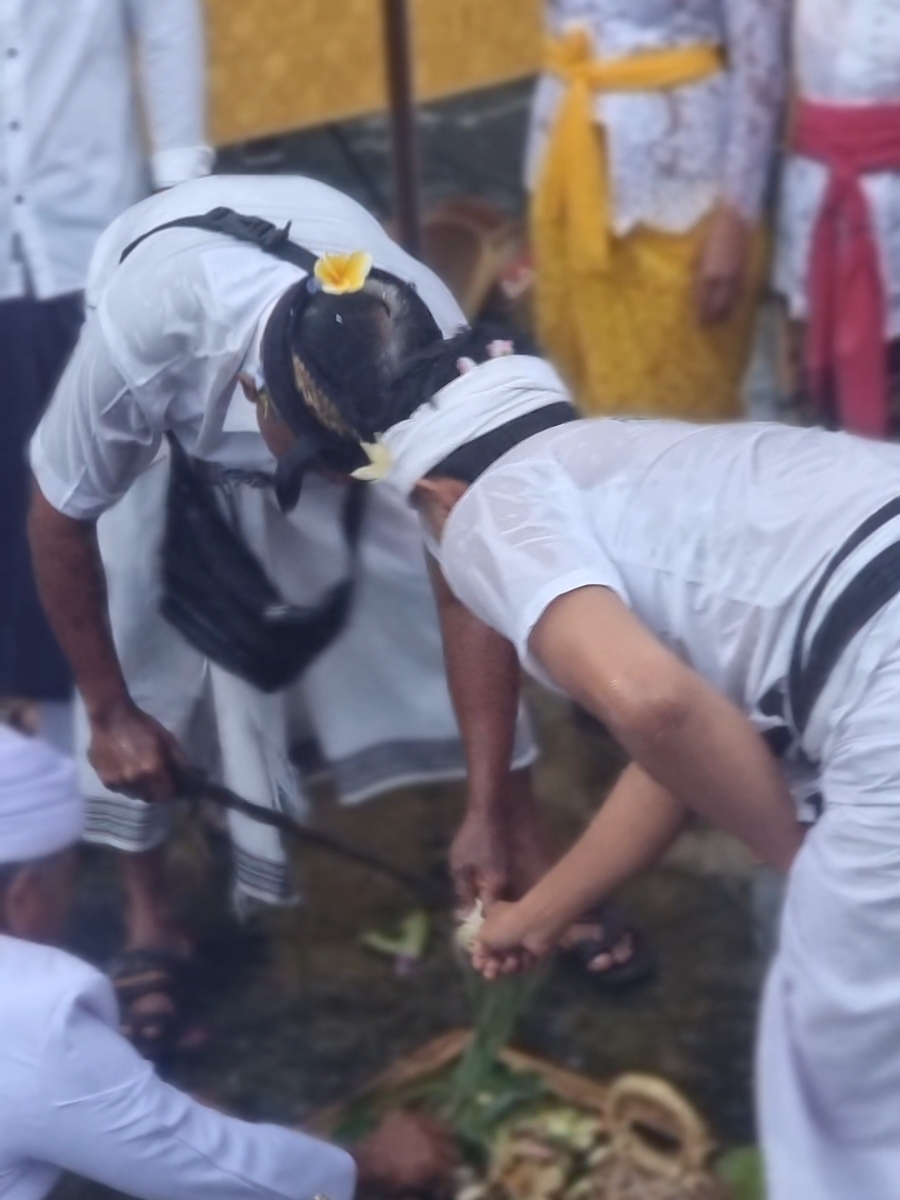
[795,100,900,436]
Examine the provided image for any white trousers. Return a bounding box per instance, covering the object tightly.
[759,608,900,1198]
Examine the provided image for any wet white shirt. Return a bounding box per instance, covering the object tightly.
[0,934,356,1200]
[30,175,466,520]
[436,418,900,745]
[0,0,212,300]
[774,0,900,336]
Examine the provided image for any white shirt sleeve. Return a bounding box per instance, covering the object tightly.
[30,316,164,520]
[438,460,629,682]
[126,0,215,189]
[24,995,356,1200]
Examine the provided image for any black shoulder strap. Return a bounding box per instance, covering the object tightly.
[119,206,318,273]
[789,494,900,735]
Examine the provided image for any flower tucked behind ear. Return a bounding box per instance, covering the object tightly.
[351,435,393,482]
[314,250,374,296]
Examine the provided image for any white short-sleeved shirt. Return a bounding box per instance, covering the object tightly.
[0,934,355,1200]
[436,418,900,732]
[0,0,212,300]
[30,175,466,521]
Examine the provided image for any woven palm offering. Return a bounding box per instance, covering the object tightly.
[317,1024,736,1200]
[318,916,737,1200]
[477,1072,726,1200]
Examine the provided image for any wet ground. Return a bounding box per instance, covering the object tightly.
[57,81,780,1199]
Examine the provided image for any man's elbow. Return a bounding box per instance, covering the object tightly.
[606,677,693,752]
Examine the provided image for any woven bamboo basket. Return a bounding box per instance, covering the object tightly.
[311,1030,733,1200]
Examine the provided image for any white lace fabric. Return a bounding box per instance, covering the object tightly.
[525,0,789,234]
[774,0,900,337]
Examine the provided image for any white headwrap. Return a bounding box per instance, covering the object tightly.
[380,355,572,497]
[0,726,84,863]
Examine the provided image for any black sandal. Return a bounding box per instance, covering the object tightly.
[109,948,198,1062]
[559,905,657,991]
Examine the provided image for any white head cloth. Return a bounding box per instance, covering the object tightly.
[0,726,84,863]
[381,355,572,497]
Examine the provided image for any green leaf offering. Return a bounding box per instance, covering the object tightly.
[443,967,547,1156]
[360,909,430,962]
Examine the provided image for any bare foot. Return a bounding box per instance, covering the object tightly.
[562,921,636,974]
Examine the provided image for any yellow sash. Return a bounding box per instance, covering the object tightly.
[535,29,724,273]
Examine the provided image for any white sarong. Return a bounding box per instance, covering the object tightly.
[759,597,900,1199]
[79,451,536,910]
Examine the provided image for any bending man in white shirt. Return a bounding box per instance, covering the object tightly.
[0,0,212,738]
[0,723,455,1200]
[29,175,606,1058]
[277,315,900,1199]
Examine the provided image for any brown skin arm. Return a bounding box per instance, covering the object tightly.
[353,1110,456,1196]
[473,588,803,978]
[531,587,802,866]
[427,555,541,907]
[474,764,687,977]
[28,481,186,800]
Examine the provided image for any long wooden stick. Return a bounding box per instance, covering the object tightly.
[177,768,436,900]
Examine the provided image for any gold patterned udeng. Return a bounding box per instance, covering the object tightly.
[205,0,543,146]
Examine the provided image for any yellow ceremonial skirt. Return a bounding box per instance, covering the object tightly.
[532,30,766,420]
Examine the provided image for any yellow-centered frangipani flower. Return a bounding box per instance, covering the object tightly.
[350,436,393,482]
[314,250,373,295]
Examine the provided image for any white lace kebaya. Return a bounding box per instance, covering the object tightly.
[525,0,789,233]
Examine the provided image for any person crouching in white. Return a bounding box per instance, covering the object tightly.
[0,722,458,1200]
[287,318,900,1200]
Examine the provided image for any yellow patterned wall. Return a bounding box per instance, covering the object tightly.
[206,0,543,147]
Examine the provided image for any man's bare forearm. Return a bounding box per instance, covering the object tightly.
[28,481,131,721]
[621,676,801,870]
[533,588,802,870]
[427,557,521,812]
[513,764,687,944]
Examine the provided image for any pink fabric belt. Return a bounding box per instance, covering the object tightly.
[794,99,900,437]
